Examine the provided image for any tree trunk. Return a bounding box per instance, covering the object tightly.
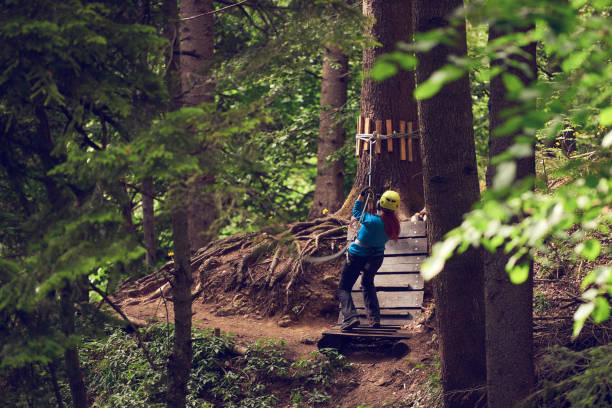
[414,1,486,407]
[309,46,348,219]
[337,0,424,220]
[179,0,217,251]
[166,188,194,408]
[142,177,156,266]
[163,3,193,408]
[60,288,89,408]
[484,24,537,408]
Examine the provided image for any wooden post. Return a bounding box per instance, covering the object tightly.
[364,118,371,153]
[375,120,382,153]
[408,121,414,162]
[356,115,362,156]
[386,119,393,152]
[400,120,407,161]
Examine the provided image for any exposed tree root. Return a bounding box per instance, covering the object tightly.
[113,216,349,321]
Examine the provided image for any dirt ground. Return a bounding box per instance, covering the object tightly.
[111,217,607,407]
[117,287,440,408]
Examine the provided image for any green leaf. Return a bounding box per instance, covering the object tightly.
[391,52,417,70]
[599,106,612,126]
[421,257,444,281]
[493,161,517,189]
[414,65,464,100]
[576,239,601,261]
[507,262,529,284]
[592,297,610,323]
[502,73,523,93]
[602,130,612,148]
[561,51,588,72]
[370,60,398,81]
[572,302,594,337]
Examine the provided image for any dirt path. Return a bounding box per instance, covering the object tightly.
[120,296,438,407]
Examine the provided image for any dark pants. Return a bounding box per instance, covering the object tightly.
[337,252,384,323]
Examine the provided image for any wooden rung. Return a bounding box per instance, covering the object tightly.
[356,115,362,156]
[408,121,413,161]
[375,120,382,153]
[400,120,407,161]
[386,119,393,152]
[363,118,371,153]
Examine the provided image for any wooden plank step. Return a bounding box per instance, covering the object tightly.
[385,237,427,255]
[352,291,424,308]
[377,263,421,273]
[324,327,411,339]
[354,273,424,290]
[399,221,426,238]
[380,254,426,267]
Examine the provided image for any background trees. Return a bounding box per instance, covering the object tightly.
[1,0,611,407]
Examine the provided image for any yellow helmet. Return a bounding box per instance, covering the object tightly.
[379,190,400,211]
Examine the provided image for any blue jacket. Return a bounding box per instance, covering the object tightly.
[348,199,388,257]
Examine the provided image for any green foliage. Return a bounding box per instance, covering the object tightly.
[70,326,349,407]
[519,345,612,407]
[396,0,612,336]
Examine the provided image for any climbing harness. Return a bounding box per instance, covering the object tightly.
[303,135,380,264]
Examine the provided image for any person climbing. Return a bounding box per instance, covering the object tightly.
[338,187,401,331]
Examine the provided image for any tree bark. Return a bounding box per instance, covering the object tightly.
[142,177,156,266]
[60,288,89,408]
[337,0,424,220]
[166,188,194,408]
[309,46,348,219]
[484,24,537,408]
[414,1,486,407]
[163,3,193,408]
[179,0,217,251]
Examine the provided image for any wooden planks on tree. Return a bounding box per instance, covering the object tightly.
[379,255,426,269]
[354,273,424,290]
[352,291,424,309]
[385,237,427,255]
[398,221,426,238]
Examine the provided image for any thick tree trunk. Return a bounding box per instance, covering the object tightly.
[142,177,156,266]
[179,0,217,251]
[484,25,537,408]
[166,190,194,408]
[414,1,486,407]
[309,46,348,219]
[60,288,89,408]
[337,0,424,220]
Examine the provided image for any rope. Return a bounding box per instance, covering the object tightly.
[355,131,419,141]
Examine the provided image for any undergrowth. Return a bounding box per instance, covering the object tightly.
[78,324,350,407]
[519,344,612,408]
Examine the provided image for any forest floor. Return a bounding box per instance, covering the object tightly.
[112,216,610,407]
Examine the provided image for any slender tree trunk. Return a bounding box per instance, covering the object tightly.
[163,3,193,408]
[166,187,194,408]
[337,0,424,220]
[179,0,217,251]
[309,46,348,219]
[36,104,89,407]
[414,1,486,407]
[60,288,89,408]
[484,24,537,408]
[142,177,156,266]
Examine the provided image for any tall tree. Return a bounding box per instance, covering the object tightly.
[309,45,348,219]
[180,0,217,251]
[484,23,537,408]
[163,1,194,407]
[413,1,487,407]
[338,0,424,219]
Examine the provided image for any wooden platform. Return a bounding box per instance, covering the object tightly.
[341,220,427,326]
[318,325,412,356]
